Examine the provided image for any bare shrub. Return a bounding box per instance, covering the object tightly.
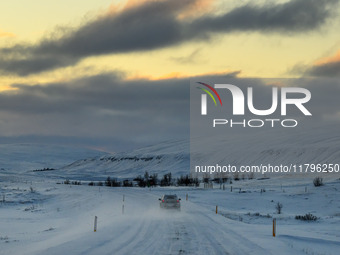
[295,213,318,221]
[313,177,323,187]
[275,202,283,214]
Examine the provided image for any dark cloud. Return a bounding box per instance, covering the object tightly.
[306,60,340,77]
[0,71,244,149]
[1,74,187,114]
[192,0,338,33]
[290,50,340,77]
[0,72,339,150]
[0,0,338,75]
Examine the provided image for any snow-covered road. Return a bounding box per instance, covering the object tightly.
[1,180,340,255]
[1,184,268,255]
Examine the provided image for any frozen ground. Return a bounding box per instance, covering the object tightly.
[1,175,339,255]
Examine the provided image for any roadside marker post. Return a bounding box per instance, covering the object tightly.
[273,218,276,237]
[216,205,218,214]
[94,216,98,232]
[186,194,188,201]
[122,194,125,214]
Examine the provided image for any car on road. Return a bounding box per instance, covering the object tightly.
[159,194,181,210]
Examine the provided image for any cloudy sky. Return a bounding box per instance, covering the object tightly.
[0,0,339,151]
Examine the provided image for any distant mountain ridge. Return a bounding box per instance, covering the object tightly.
[0,143,106,172]
[1,125,339,181]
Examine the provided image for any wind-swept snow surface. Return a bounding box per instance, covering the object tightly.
[1,177,340,255]
[1,139,339,254]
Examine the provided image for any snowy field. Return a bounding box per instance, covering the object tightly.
[1,175,340,255]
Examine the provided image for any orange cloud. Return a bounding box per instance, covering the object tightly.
[107,0,154,15]
[154,72,183,80]
[148,69,240,80]
[107,0,215,19]
[0,29,15,38]
[177,0,215,20]
[123,0,151,10]
[314,50,340,66]
[124,70,240,82]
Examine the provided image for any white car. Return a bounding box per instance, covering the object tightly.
[159,194,181,210]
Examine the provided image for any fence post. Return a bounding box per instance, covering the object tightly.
[94,216,98,232]
[273,218,276,237]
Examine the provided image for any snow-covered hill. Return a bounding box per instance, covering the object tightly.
[191,124,340,173]
[51,124,340,180]
[1,123,339,182]
[56,140,189,180]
